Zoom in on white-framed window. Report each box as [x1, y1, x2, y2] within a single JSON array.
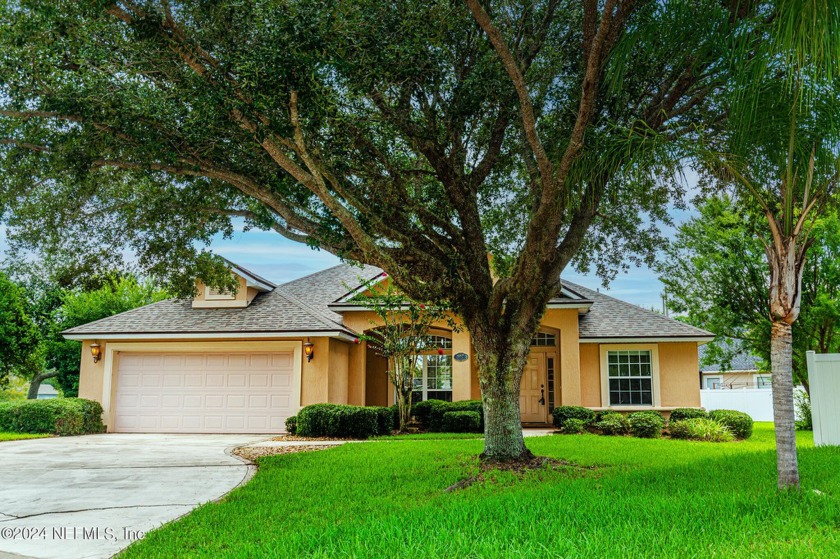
[[204, 285, 235, 301], [704, 376, 722, 390], [599, 344, 660, 407], [754, 374, 771, 389], [412, 353, 453, 402]]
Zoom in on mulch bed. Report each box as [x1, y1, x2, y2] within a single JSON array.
[[233, 444, 334, 462], [270, 434, 348, 442]]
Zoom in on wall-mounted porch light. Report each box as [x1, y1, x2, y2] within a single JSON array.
[[303, 339, 315, 362], [90, 342, 102, 363]]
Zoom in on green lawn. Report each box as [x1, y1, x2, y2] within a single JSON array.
[[121, 424, 840, 558], [0, 432, 51, 441]]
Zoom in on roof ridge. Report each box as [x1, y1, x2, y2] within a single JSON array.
[[279, 263, 352, 288]]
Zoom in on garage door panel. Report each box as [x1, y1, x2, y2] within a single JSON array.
[[114, 351, 296, 433]]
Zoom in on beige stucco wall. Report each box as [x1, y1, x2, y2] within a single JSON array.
[[658, 342, 701, 407], [579, 343, 601, 407], [78, 340, 105, 402], [577, 341, 701, 409]]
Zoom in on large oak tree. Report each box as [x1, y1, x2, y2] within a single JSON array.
[[1, 0, 753, 460]]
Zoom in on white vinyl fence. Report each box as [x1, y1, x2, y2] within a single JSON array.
[[700, 389, 775, 421], [806, 351, 840, 446]]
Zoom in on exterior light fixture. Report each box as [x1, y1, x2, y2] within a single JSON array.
[[90, 342, 102, 363], [303, 339, 315, 362]]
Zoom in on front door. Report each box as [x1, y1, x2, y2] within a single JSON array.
[[520, 353, 547, 423]]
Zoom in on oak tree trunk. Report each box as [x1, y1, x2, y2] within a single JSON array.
[[472, 332, 534, 462], [27, 370, 59, 400]]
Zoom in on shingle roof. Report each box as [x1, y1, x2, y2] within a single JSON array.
[[62, 262, 712, 340], [280, 263, 383, 322], [698, 339, 762, 372], [564, 282, 713, 340], [62, 288, 349, 336]]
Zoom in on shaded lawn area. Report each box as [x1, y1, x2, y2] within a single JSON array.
[[121, 424, 840, 558], [0, 432, 51, 441]]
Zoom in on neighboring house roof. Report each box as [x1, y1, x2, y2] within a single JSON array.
[[698, 339, 763, 373], [564, 282, 712, 341], [62, 262, 712, 341]]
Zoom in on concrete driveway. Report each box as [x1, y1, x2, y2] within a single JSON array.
[[0, 433, 269, 559]]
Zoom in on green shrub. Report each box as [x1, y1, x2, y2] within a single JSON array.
[[595, 412, 630, 436], [668, 408, 708, 424], [0, 398, 104, 436], [628, 411, 665, 438], [562, 418, 588, 434], [414, 399, 484, 432], [552, 406, 595, 429], [794, 391, 812, 431], [669, 418, 734, 442], [375, 405, 399, 435], [708, 410, 753, 440], [295, 403, 380, 439], [412, 399, 436, 426], [285, 415, 297, 435], [441, 411, 482, 433]]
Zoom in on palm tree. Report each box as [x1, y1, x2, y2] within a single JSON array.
[[701, 2, 840, 489]]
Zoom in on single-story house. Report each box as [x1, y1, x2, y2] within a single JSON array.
[[699, 340, 770, 390], [63, 262, 713, 433]]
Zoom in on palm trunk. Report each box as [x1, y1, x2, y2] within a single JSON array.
[[770, 320, 800, 489], [767, 235, 803, 490]]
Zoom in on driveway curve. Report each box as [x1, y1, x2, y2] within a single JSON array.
[[0, 433, 268, 559]]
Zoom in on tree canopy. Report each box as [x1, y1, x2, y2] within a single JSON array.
[[0, 0, 778, 460], [659, 197, 840, 392]]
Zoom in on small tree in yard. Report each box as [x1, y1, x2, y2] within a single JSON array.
[[696, 4, 840, 489], [0, 1, 770, 460], [357, 280, 454, 433]]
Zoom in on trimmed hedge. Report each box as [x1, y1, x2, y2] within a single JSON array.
[[552, 406, 595, 429], [376, 405, 399, 435], [628, 411, 665, 438], [0, 398, 105, 436], [295, 404, 394, 439], [414, 399, 484, 432], [708, 409, 753, 440], [669, 418, 734, 442], [441, 411, 482, 433], [285, 415, 297, 435], [668, 408, 708, 424], [562, 418, 588, 434], [595, 412, 630, 436]]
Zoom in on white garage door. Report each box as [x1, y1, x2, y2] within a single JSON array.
[[114, 352, 296, 433]]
